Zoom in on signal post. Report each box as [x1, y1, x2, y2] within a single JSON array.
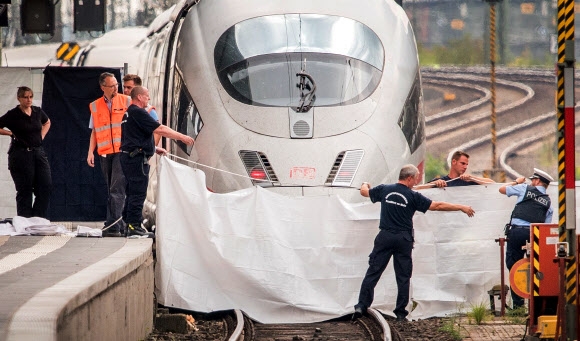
[[556, 0, 577, 338], [482, 0, 505, 183]]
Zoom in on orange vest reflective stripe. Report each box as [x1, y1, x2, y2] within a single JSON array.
[[90, 95, 131, 155]]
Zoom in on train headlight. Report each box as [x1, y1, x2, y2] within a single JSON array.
[[250, 168, 267, 180]]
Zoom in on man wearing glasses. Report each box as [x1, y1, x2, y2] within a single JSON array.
[[87, 72, 131, 237]]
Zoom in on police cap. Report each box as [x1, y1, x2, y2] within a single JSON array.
[[529, 168, 554, 185]]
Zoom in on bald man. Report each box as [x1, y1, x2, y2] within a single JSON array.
[[119, 86, 194, 238]]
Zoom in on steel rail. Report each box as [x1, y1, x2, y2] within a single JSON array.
[[228, 309, 244, 341], [367, 308, 392, 341]]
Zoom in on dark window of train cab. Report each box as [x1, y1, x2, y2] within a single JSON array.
[[213, 14, 384, 108], [172, 72, 203, 155], [398, 72, 424, 154]]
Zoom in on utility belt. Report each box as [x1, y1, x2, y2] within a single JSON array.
[[504, 224, 530, 235], [122, 148, 144, 158], [121, 148, 151, 164], [382, 227, 414, 239], [511, 225, 530, 229], [9, 142, 43, 153]]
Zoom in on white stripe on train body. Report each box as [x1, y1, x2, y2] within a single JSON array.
[[76, 0, 425, 208]]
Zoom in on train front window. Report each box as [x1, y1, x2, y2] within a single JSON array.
[[214, 14, 384, 107]]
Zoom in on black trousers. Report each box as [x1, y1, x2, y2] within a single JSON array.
[[355, 229, 413, 318], [120, 153, 149, 226], [8, 146, 52, 218], [506, 226, 529, 308]]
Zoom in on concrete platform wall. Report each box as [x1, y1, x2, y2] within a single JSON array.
[[6, 239, 154, 341], [59, 255, 154, 341]]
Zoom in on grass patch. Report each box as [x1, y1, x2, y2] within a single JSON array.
[[439, 317, 463, 341], [504, 306, 528, 325], [438, 301, 465, 340], [418, 35, 485, 66], [418, 35, 554, 67], [467, 301, 490, 325]]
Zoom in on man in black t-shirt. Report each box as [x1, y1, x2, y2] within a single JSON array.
[[120, 86, 194, 238], [352, 164, 475, 321], [424, 150, 495, 188]]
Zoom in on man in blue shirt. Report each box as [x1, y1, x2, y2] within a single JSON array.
[[427, 150, 495, 188], [352, 164, 475, 321], [499, 168, 553, 308]]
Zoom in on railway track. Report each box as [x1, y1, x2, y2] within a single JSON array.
[[421, 66, 572, 178], [228, 308, 390, 341]]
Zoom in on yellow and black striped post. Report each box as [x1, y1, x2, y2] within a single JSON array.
[[532, 225, 540, 297], [556, 0, 576, 337], [55, 42, 80, 63]]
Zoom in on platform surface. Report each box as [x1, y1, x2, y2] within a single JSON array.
[[0, 236, 150, 340]]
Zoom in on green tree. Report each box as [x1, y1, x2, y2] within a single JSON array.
[[425, 153, 448, 182]]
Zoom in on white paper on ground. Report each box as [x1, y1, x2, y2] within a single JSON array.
[[76, 225, 103, 237], [0, 216, 73, 236]]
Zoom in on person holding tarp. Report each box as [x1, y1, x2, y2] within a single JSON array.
[[122, 74, 161, 146], [0, 86, 52, 218], [499, 168, 553, 309], [352, 164, 475, 322], [120, 86, 194, 238], [426, 150, 495, 188]]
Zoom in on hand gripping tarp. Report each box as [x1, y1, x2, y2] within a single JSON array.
[[155, 157, 558, 323]]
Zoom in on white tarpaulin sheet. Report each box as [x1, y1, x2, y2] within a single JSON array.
[[156, 157, 559, 323]]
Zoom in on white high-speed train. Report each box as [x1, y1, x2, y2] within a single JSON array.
[[75, 0, 425, 216]]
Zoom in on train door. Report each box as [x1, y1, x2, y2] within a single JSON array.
[[146, 34, 163, 108]]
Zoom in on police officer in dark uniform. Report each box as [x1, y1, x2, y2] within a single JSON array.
[[120, 86, 194, 237], [0, 86, 52, 218], [499, 168, 553, 308], [352, 164, 475, 321]]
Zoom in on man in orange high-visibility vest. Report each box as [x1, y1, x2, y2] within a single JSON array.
[[87, 72, 131, 237]]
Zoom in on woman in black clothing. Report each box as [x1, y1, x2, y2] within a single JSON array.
[[0, 86, 52, 218]]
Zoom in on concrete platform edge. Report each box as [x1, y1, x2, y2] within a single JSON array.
[[5, 239, 154, 341]]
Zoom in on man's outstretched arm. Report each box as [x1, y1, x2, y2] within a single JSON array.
[[429, 201, 475, 217]]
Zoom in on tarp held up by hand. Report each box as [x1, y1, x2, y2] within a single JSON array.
[[155, 157, 558, 323]]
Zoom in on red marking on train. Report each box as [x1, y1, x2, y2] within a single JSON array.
[[289, 167, 316, 179]]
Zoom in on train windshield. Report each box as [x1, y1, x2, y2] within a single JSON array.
[[214, 14, 384, 107]]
